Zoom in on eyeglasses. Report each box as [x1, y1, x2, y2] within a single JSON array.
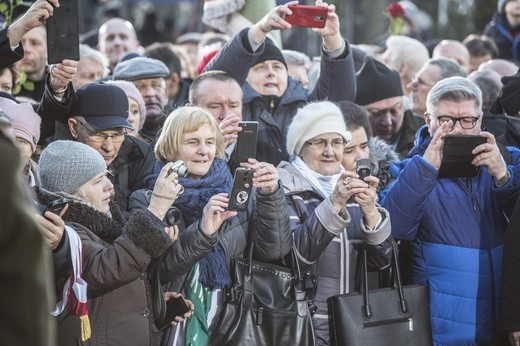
[[305, 138, 346, 150], [76, 118, 127, 143], [411, 77, 435, 87], [432, 114, 480, 129], [366, 101, 403, 118]]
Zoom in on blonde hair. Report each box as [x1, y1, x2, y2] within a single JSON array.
[[154, 106, 225, 162]]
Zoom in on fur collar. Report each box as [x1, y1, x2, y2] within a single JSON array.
[[35, 187, 126, 244]]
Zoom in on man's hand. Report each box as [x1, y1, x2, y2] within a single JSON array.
[[49, 59, 78, 94], [219, 114, 241, 147], [423, 121, 451, 170], [472, 131, 509, 184], [7, 0, 59, 47]]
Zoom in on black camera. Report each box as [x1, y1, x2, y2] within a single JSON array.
[[356, 158, 371, 181], [35, 197, 70, 215], [168, 160, 188, 177], [164, 206, 182, 226]]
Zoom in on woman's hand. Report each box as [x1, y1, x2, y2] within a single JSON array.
[[164, 225, 179, 243], [163, 292, 194, 326], [148, 163, 185, 221], [312, 0, 343, 51], [250, 1, 298, 43], [200, 193, 237, 236], [330, 171, 362, 213], [36, 204, 69, 250], [240, 159, 279, 195], [351, 175, 380, 228]]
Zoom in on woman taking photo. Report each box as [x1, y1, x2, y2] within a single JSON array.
[[36, 140, 191, 345], [277, 101, 394, 345], [129, 106, 292, 345]]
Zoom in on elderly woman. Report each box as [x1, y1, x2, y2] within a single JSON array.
[[106, 80, 146, 138], [276, 101, 393, 345], [129, 106, 292, 345], [35, 140, 190, 345]]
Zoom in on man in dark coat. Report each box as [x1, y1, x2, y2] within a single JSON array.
[[53, 82, 155, 214]]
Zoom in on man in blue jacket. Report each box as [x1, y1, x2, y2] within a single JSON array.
[[381, 76, 520, 345]]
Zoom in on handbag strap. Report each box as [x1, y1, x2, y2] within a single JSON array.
[[242, 241, 302, 308], [361, 240, 407, 319]]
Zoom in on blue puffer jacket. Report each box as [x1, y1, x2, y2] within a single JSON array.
[[381, 128, 520, 345]]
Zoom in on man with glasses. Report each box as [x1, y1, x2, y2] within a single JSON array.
[[408, 58, 466, 119], [355, 57, 423, 158], [54, 82, 155, 214], [381, 77, 520, 345]]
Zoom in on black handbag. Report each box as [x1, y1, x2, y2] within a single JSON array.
[[210, 244, 317, 346], [330, 241, 433, 346]]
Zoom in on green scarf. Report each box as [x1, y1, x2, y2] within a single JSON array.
[[185, 263, 213, 345]]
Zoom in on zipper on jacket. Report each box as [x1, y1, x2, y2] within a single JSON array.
[[269, 99, 275, 113]]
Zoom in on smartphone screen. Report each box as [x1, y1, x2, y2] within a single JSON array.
[[229, 168, 254, 211], [155, 296, 190, 331], [235, 121, 258, 164]]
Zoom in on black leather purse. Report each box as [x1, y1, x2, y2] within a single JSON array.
[[210, 244, 317, 346], [330, 241, 433, 346]]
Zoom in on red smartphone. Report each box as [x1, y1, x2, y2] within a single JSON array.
[[285, 5, 328, 28]]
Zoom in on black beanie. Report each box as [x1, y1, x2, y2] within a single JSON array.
[[255, 38, 287, 68], [354, 57, 403, 106], [490, 68, 520, 116]]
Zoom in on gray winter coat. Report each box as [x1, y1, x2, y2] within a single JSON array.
[[205, 28, 356, 166], [277, 161, 393, 345]]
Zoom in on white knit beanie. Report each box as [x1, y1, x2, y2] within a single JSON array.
[[286, 101, 351, 156], [39, 140, 107, 194]]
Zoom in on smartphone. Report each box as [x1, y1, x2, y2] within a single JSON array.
[[46, 0, 80, 64], [229, 168, 254, 211], [41, 198, 69, 215], [285, 5, 328, 28], [356, 158, 371, 181], [155, 295, 191, 332], [438, 134, 487, 179], [235, 121, 258, 164]]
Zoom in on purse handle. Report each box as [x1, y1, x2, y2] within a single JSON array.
[[242, 240, 302, 308], [361, 240, 407, 319]]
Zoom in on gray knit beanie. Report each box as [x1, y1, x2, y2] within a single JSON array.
[[39, 140, 107, 194]]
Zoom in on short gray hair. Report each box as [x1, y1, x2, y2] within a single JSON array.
[[427, 58, 467, 79], [79, 44, 109, 77], [426, 77, 482, 116], [281, 50, 311, 68]]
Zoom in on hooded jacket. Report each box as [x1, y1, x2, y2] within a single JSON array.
[[205, 28, 356, 166]]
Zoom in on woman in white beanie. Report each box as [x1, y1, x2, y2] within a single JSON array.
[[277, 101, 394, 345], [36, 140, 192, 345]]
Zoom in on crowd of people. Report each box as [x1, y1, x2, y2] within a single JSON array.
[[2, 0, 520, 345]]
